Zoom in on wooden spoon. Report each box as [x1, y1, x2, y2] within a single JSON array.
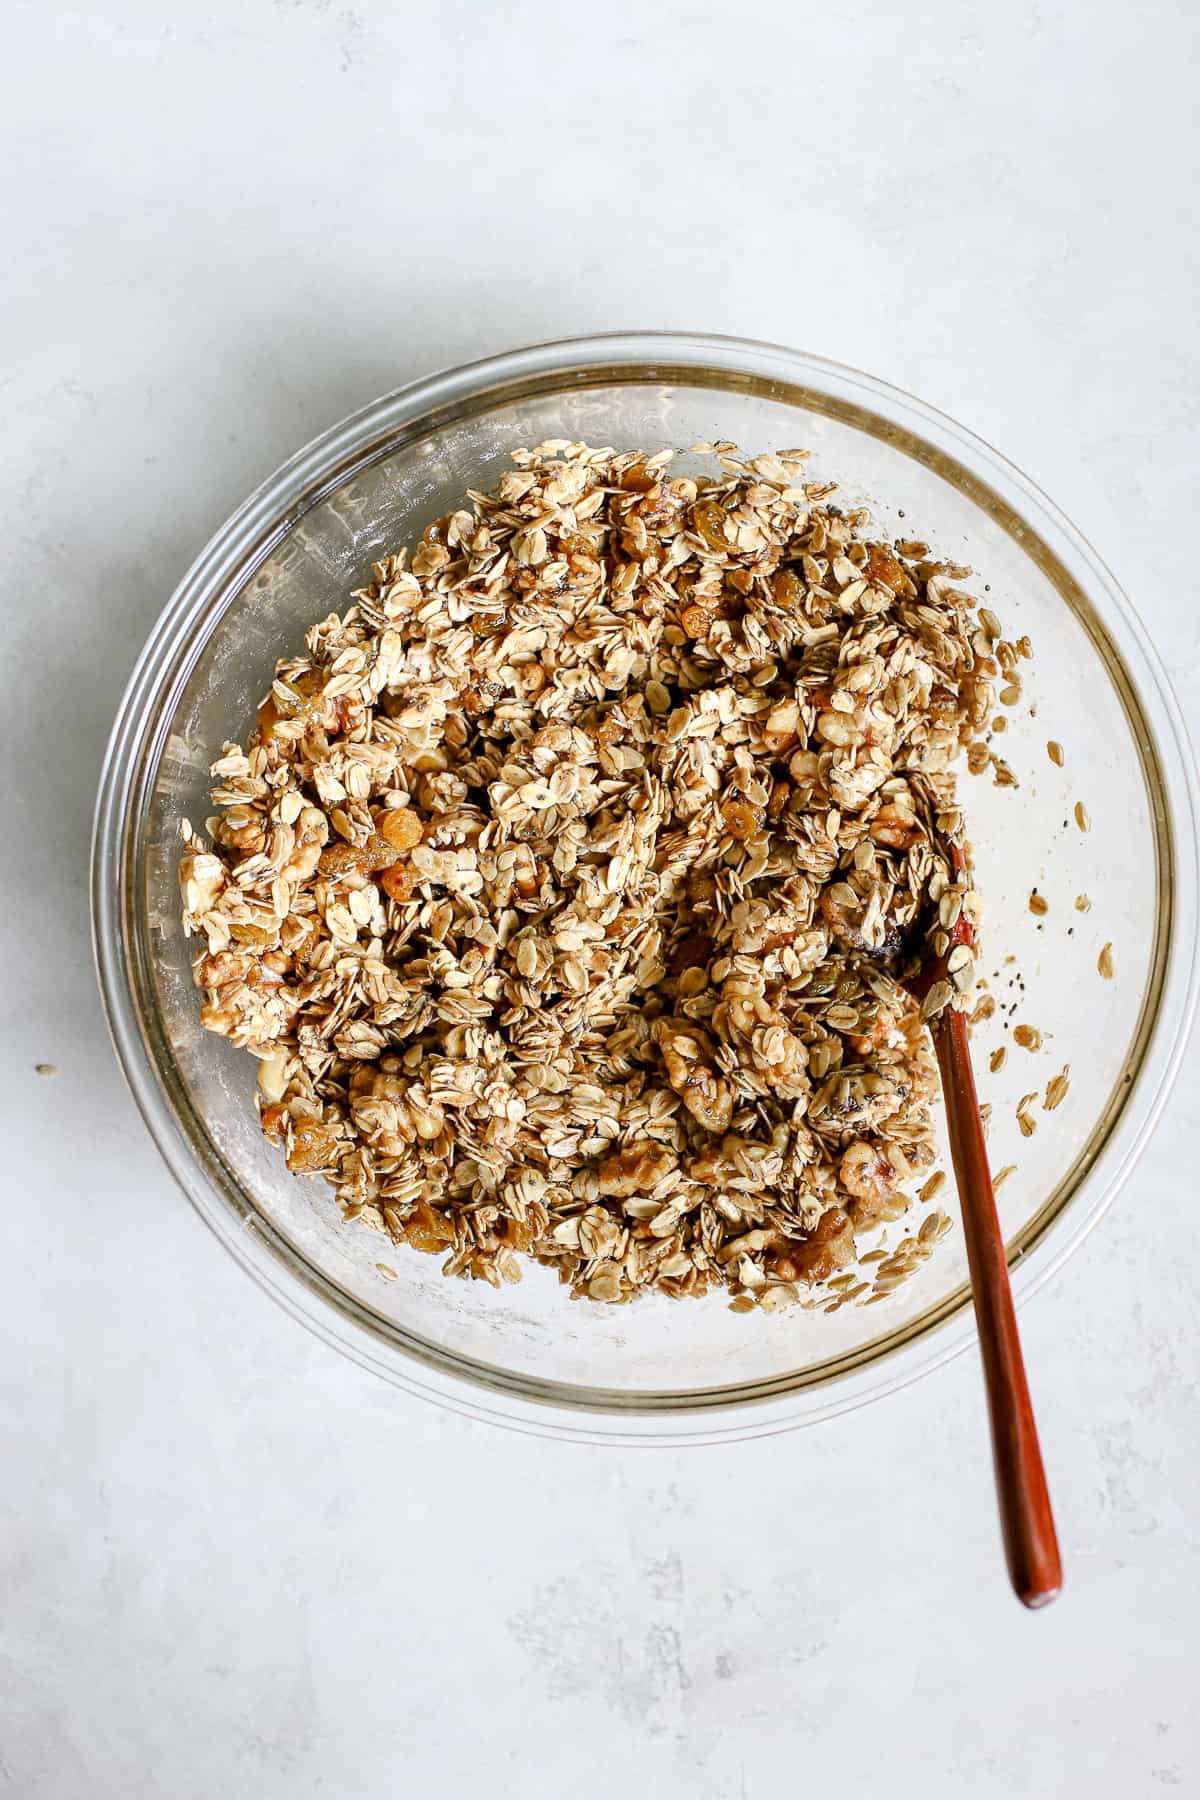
[[909, 844, 1062, 1608]]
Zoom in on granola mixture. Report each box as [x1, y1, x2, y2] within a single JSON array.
[[178, 442, 1002, 1308]]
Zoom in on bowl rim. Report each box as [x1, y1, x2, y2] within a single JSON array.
[[91, 331, 1200, 1444]]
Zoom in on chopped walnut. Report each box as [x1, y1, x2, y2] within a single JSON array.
[[652, 1020, 734, 1134], [772, 1208, 857, 1285], [595, 1141, 678, 1198]]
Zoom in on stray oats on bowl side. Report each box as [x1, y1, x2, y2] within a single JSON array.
[[179, 442, 1016, 1309]]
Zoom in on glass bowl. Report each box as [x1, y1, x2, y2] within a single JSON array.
[[91, 333, 1199, 1443]]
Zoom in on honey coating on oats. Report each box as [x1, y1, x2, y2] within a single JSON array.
[[179, 442, 1000, 1308]]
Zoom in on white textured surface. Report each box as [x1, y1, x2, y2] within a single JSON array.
[[3, 1, 1198, 1793]]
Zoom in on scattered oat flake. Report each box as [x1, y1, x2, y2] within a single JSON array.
[[1043, 1066, 1071, 1111], [1046, 741, 1064, 767], [1098, 942, 1114, 980], [919, 1171, 946, 1203], [989, 1045, 1007, 1073], [1028, 891, 1048, 917], [1013, 1024, 1043, 1051], [1075, 893, 1091, 913], [375, 1262, 398, 1280], [1074, 801, 1090, 833], [993, 1164, 1017, 1191]]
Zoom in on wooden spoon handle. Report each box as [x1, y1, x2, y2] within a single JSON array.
[[935, 1006, 1062, 1608]]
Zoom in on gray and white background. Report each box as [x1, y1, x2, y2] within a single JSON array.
[[3, 2, 1198, 1794]]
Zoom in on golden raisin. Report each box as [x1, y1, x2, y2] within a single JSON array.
[[721, 798, 764, 840], [378, 861, 416, 903], [367, 832, 404, 870], [691, 499, 729, 551], [227, 920, 278, 949], [768, 778, 790, 820], [404, 1197, 456, 1253], [619, 461, 656, 493], [497, 1215, 538, 1252], [255, 694, 281, 740], [375, 807, 423, 852], [865, 544, 904, 592], [286, 1119, 337, 1174], [771, 568, 804, 608], [260, 1103, 288, 1141], [319, 842, 370, 878], [320, 834, 401, 879], [274, 670, 325, 719], [680, 602, 715, 640]]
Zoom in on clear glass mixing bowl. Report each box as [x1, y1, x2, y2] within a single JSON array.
[[91, 334, 1199, 1443]]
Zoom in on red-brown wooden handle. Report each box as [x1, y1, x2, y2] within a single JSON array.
[[935, 1006, 1063, 1608]]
